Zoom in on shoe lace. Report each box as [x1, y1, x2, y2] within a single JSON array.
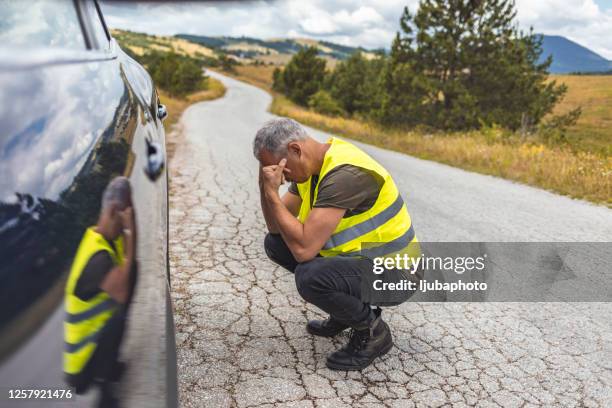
[[348, 328, 370, 351]]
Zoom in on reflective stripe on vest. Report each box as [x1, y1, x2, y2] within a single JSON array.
[[296, 137, 419, 259], [322, 194, 404, 250], [63, 227, 123, 375]]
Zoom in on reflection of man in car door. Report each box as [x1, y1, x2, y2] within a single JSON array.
[[63, 177, 137, 408]]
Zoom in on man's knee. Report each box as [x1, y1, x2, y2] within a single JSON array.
[[294, 261, 322, 302], [263, 233, 299, 273], [264, 233, 281, 262]]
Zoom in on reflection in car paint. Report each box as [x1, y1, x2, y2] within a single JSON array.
[[0, 57, 138, 359], [0, 138, 130, 357], [0, 2, 173, 405]]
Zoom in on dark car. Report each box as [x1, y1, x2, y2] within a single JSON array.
[[0, 1, 176, 406]]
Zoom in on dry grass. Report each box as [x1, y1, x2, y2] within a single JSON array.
[[161, 77, 226, 158], [218, 66, 612, 206], [272, 95, 611, 205], [230, 65, 279, 89], [550, 75, 612, 155], [111, 29, 216, 59], [160, 77, 226, 130]]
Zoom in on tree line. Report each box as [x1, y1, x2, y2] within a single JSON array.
[[272, 0, 580, 140], [123, 47, 209, 97]]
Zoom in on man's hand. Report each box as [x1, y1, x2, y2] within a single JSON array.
[[119, 206, 136, 260], [102, 205, 135, 304], [259, 161, 301, 233], [119, 206, 135, 233], [261, 158, 288, 197]]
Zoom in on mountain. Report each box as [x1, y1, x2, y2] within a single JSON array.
[[116, 29, 611, 74], [174, 34, 378, 65], [540, 35, 612, 74], [176, 33, 611, 74]]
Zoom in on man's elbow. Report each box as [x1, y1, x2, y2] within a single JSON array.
[[266, 225, 279, 234], [293, 247, 319, 263], [105, 285, 129, 305]]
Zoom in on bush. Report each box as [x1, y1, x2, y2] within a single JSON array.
[[308, 90, 345, 116], [218, 53, 237, 73], [537, 107, 582, 145], [144, 51, 207, 97], [328, 52, 385, 116], [274, 46, 326, 106], [170, 58, 206, 96]]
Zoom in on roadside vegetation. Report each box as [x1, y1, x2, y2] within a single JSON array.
[[234, 65, 610, 206], [232, 1, 611, 206], [113, 29, 227, 137], [110, 0, 610, 206]]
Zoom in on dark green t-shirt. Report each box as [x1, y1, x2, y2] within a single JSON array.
[[289, 164, 384, 218], [74, 237, 116, 301]]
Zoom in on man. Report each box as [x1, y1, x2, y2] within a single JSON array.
[[64, 176, 137, 408], [254, 118, 419, 371]]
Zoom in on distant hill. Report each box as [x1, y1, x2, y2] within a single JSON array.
[[540, 35, 612, 74], [175, 33, 612, 74], [175, 34, 378, 65], [115, 29, 612, 74], [111, 29, 216, 60]]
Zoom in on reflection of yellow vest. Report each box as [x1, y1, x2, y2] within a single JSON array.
[[297, 137, 419, 259], [63, 227, 124, 375]]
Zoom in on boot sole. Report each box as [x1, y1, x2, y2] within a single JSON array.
[[325, 339, 393, 371]]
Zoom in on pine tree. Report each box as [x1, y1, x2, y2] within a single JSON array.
[[275, 46, 326, 106], [272, 67, 284, 92], [380, 0, 572, 131], [328, 52, 385, 116], [377, 7, 427, 127]]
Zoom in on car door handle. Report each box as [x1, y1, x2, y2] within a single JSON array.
[[144, 136, 165, 181], [157, 104, 168, 121]]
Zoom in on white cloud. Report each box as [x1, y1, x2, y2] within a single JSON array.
[[515, 0, 612, 58], [100, 0, 612, 58]]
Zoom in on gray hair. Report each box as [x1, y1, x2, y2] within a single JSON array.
[[253, 118, 308, 159], [101, 176, 131, 210]]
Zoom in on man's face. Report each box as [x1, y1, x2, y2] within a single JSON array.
[[259, 142, 310, 183]]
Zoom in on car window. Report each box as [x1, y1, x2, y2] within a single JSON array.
[[85, 1, 110, 51], [0, 0, 85, 49]]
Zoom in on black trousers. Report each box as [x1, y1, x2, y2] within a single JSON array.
[[264, 233, 374, 327], [67, 309, 128, 393]]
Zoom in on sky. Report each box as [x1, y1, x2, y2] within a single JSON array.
[[100, 0, 612, 59]]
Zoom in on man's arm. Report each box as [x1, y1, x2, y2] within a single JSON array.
[[259, 166, 302, 233], [261, 159, 345, 262], [73, 252, 114, 301], [99, 207, 135, 304], [259, 184, 278, 233], [266, 191, 345, 262]]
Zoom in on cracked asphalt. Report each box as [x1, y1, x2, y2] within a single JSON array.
[[168, 71, 612, 407]]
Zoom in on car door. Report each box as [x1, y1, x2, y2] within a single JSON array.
[[0, 1, 172, 406]]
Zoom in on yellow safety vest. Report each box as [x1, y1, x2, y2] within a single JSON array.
[[63, 227, 124, 375], [297, 137, 419, 260]]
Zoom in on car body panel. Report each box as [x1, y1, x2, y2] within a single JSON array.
[[0, 2, 174, 406]]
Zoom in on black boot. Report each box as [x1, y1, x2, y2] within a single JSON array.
[[109, 361, 127, 382], [97, 382, 120, 408], [325, 309, 393, 371], [306, 316, 349, 337]]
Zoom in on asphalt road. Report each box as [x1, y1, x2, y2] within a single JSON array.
[[168, 70, 612, 407]]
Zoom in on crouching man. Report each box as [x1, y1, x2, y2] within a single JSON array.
[[254, 118, 419, 371], [64, 177, 137, 407]]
